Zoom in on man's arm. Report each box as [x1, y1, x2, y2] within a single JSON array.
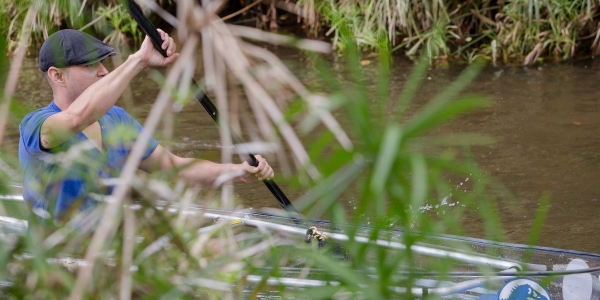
[[139, 144, 275, 187], [40, 30, 178, 149]]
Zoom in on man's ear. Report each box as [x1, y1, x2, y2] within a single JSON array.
[[46, 67, 66, 87]]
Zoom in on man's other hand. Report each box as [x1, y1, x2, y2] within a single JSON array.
[[239, 155, 275, 182]]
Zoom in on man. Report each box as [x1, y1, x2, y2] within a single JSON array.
[[19, 29, 274, 220]]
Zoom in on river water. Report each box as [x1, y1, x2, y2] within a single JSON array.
[[5, 54, 600, 253]]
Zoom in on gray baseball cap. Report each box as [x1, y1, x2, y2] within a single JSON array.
[[39, 29, 117, 72]]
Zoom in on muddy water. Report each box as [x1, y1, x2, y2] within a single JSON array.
[[421, 62, 600, 254], [5, 55, 600, 253]]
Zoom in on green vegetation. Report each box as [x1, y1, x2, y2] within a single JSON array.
[[0, 36, 519, 300], [309, 0, 600, 65], [94, 4, 143, 49], [0, 1, 555, 299], [1, 0, 141, 54], [2, 0, 599, 64]]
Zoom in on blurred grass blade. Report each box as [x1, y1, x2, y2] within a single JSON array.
[[370, 125, 402, 197], [412, 133, 496, 147], [295, 285, 345, 299], [376, 34, 391, 122], [523, 193, 551, 262], [409, 154, 427, 221], [404, 95, 491, 139], [308, 53, 343, 92], [302, 250, 366, 288], [425, 61, 484, 106], [295, 160, 365, 217], [391, 54, 429, 119]]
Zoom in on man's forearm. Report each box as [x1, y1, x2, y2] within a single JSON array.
[[176, 157, 242, 187], [64, 55, 146, 132], [40, 54, 148, 149], [141, 146, 262, 187]]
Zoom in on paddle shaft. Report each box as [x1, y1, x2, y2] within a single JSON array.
[[127, 0, 298, 214]]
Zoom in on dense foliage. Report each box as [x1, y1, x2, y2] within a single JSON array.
[[1, 0, 142, 54], [3, 0, 600, 64], [305, 0, 600, 65]]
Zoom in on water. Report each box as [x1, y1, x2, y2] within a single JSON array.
[[405, 61, 600, 253], [5, 55, 600, 253]]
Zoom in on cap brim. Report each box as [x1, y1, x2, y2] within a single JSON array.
[[84, 51, 117, 65]]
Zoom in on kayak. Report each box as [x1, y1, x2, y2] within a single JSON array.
[[1, 194, 599, 300], [192, 205, 600, 300]]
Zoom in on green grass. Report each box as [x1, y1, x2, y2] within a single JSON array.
[[0, 200, 28, 220], [302, 0, 600, 64]]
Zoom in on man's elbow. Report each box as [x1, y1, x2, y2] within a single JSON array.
[[160, 152, 185, 171], [62, 110, 91, 134]]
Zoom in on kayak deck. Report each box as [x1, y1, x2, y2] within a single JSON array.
[[199, 206, 600, 299]]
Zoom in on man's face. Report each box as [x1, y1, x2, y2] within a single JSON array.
[[64, 60, 110, 100]]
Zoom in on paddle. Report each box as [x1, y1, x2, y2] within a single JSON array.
[[127, 0, 299, 214]]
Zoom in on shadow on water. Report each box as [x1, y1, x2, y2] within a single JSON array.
[[5, 53, 600, 253]]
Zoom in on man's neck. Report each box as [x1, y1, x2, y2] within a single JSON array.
[[51, 92, 75, 111]]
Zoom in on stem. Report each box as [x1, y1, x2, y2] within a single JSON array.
[[0, 6, 37, 149]]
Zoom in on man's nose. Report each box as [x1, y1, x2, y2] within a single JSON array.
[[98, 62, 109, 76]]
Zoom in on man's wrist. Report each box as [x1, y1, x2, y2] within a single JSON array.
[[127, 52, 148, 70], [234, 163, 250, 177]]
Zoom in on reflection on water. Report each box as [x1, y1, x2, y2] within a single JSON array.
[[5, 55, 600, 253]]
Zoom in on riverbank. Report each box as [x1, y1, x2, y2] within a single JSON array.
[[3, 0, 600, 66]]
